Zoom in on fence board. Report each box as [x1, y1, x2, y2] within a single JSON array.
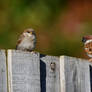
[[0, 50, 7, 92], [40, 54, 60, 92], [60, 56, 91, 92], [7, 50, 40, 92]]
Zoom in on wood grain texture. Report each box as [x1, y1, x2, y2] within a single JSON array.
[[6, 49, 92, 92], [7, 50, 40, 92], [7, 50, 60, 92], [60, 56, 91, 92], [0, 50, 7, 92], [40, 54, 60, 92], [60, 56, 65, 92]]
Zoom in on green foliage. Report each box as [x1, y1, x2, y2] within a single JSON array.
[[0, 0, 91, 58]]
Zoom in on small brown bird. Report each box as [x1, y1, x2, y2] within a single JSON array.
[[16, 28, 36, 52], [82, 35, 92, 62]]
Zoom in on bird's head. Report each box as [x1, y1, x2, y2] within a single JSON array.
[[23, 28, 36, 37], [82, 35, 92, 58], [82, 35, 92, 44]]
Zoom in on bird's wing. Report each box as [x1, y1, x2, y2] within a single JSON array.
[[16, 34, 24, 49]]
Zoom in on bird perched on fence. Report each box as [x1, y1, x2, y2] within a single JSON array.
[[82, 35, 92, 62], [16, 28, 36, 52]]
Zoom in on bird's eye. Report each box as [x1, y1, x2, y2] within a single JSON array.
[[27, 31, 30, 33]]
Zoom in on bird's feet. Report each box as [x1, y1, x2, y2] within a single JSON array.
[[31, 51, 37, 54]]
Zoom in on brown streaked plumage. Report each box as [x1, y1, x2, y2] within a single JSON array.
[[16, 28, 36, 52], [82, 35, 92, 62]]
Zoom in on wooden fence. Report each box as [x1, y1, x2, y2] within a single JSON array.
[[0, 50, 92, 92]]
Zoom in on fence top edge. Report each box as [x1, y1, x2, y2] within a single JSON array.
[[60, 55, 90, 64], [0, 49, 90, 63]]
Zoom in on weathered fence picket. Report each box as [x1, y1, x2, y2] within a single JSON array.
[[40, 54, 60, 92], [0, 49, 91, 92], [60, 56, 91, 92], [0, 50, 7, 92], [7, 50, 40, 92]]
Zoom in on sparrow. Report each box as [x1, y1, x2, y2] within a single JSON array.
[[16, 28, 36, 52], [82, 35, 92, 62]]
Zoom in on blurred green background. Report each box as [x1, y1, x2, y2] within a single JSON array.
[[0, 0, 92, 59]]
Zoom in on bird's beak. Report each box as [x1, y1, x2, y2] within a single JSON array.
[[30, 32, 33, 35]]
